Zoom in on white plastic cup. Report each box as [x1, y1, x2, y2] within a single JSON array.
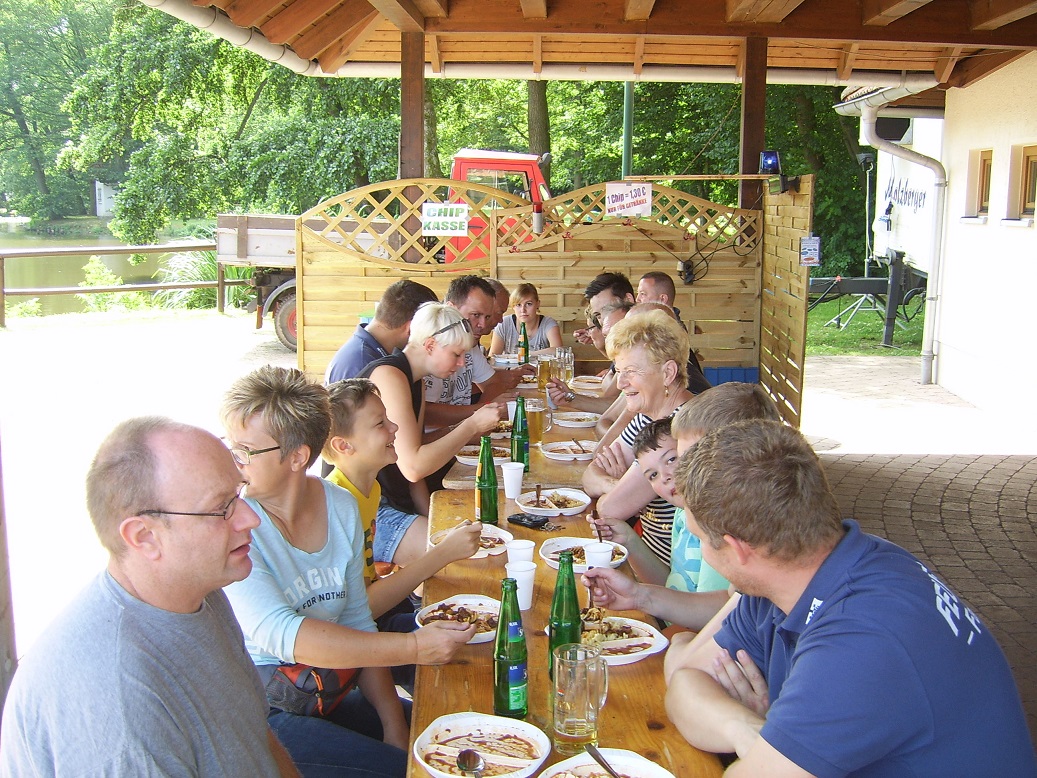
[[505, 561, 537, 610], [500, 461, 525, 500], [583, 542, 614, 569], [506, 539, 535, 564], [507, 400, 517, 422]]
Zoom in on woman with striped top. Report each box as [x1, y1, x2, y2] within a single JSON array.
[[581, 310, 693, 566]]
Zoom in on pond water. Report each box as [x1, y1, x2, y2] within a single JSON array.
[[0, 220, 165, 315]]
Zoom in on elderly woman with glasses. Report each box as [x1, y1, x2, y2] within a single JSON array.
[[582, 310, 694, 566], [358, 302, 501, 521]]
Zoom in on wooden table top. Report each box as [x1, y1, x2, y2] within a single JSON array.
[[405, 489, 723, 778]]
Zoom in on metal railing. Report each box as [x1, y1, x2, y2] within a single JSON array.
[[0, 241, 253, 328]]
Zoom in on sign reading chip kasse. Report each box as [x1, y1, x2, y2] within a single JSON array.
[[421, 202, 470, 236], [605, 182, 653, 218]]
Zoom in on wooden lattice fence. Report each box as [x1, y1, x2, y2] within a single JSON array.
[[296, 177, 810, 426]]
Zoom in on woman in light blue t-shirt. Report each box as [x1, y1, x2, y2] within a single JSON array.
[[489, 282, 563, 357]]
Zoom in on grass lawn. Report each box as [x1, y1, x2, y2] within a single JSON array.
[[806, 295, 924, 356]]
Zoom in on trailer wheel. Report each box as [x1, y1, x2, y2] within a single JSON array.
[[273, 293, 298, 351]]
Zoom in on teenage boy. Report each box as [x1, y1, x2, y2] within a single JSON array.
[[586, 382, 780, 631], [323, 378, 481, 624]]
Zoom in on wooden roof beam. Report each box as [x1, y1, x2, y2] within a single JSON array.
[[414, 0, 448, 18], [863, 0, 935, 26], [727, 0, 809, 23], [633, 35, 646, 75], [367, 0, 425, 31], [533, 34, 543, 74], [934, 45, 963, 82], [429, 32, 443, 73], [319, 9, 382, 71], [262, 0, 340, 45], [293, 1, 383, 58], [625, 0, 656, 22], [222, 0, 281, 29], [837, 41, 859, 80], [971, 0, 1037, 29], [946, 47, 1028, 85], [520, 0, 548, 19]]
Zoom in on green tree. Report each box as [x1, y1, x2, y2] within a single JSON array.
[[0, 0, 112, 218]]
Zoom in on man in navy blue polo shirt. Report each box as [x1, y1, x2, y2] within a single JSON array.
[[324, 279, 437, 384], [661, 420, 1036, 777]]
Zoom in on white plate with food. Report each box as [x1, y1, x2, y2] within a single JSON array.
[[456, 444, 511, 466], [517, 373, 539, 387], [494, 353, 519, 365], [541, 441, 596, 461], [539, 748, 676, 777], [415, 595, 501, 645], [516, 489, 591, 517], [571, 375, 604, 386], [580, 616, 669, 666], [414, 711, 550, 778], [539, 537, 627, 572], [430, 522, 512, 559], [553, 412, 601, 428], [489, 419, 513, 440]]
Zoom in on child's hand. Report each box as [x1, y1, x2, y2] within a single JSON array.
[[437, 519, 482, 563], [587, 511, 633, 545]]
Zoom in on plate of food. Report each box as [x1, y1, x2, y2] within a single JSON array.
[[456, 444, 511, 466], [539, 748, 676, 777], [579, 615, 669, 666], [415, 596, 501, 645], [571, 375, 604, 386], [414, 711, 550, 778], [541, 441, 596, 461], [553, 412, 601, 428], [490, 419, 513, 439], [517, 373, 538, 387], [516, 489, 591, 517], [539, 537, 627, 572], [494, 353, 519, 365], [430, 522, 513, 559]]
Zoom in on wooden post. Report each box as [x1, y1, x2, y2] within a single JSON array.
[[739, 37, 768, 210], [400, 31, 425, 262], [0, 437, 17, 719]]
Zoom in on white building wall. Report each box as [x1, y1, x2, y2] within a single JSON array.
[[938, 52, 1037, 409]]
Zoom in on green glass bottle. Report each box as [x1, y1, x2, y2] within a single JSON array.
[[475, 435, 498, 525], [548, 550, 581, 681], [510, 396, 530, 473], [517, 322, 530, 364], [493, 578, 528, 718]]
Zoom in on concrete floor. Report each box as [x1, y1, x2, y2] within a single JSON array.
[[1, 317, 1034, 740]]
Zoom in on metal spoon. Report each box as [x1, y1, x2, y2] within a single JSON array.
[[455, 748, 485, 777], [585, 744, 622, 778]]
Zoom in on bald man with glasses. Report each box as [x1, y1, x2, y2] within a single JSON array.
[[1, 417, 298, 777]]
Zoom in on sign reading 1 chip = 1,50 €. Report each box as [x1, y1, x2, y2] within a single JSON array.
[[422, 203, 470, 236], [605, 182, 653, 218]]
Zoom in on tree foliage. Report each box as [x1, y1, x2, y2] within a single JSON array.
[[8, 1, 867, 272]]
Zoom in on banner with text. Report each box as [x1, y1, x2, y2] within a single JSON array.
[[422, 203, 470, 236], [605, 182, 653, 218]]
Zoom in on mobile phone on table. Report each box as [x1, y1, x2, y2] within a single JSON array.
[[507, 512, 549, 529]]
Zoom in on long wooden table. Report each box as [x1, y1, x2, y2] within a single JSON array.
[[406, 489, 723, 777]]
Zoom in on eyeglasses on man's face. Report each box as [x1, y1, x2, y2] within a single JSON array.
[[138, 482, 247, 522], [430, 317, 474, 339], [227, 444, 281, 466]]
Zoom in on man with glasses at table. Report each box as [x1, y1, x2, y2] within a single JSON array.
[[424, 274, 530, 429], [0, 417, 298, 777]]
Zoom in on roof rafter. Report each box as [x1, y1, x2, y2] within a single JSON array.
[[934, 45, 963, 81], [262, 0, 340, 45], [727, 0, 809, 23], [367, 0, 425, 31], [319, 9, 382, 71], [293, 0, 381, 58], [837, 41, 859, 79], [946, 47, 1027, 84], [970, 0, 1037, 29], [222, 0, 281, 28], [625, 0, 656, 22], [863, 0, 936, 26], [520, 0, 548, 19]]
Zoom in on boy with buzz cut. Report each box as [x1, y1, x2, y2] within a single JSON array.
[[586, 382, 781, 631], [323, 378, 481, 628]]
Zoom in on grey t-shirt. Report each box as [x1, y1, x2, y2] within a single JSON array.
[[0, 571, 281, 777]]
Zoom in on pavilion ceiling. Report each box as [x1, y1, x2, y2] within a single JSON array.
[[182, 0, 1037, 87]]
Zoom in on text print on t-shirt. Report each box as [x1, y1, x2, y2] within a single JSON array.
[[283, 566, 348, 611], [918, 562, 983, 645]]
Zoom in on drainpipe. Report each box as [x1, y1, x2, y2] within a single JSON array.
[[836, 89, 946, 386]]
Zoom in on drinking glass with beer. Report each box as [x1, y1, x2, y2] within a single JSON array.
[[526, 398, 552, 445]]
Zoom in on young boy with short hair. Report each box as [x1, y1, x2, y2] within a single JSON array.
[[586, 382, 781, 631], [323, 379, 481, 624]]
